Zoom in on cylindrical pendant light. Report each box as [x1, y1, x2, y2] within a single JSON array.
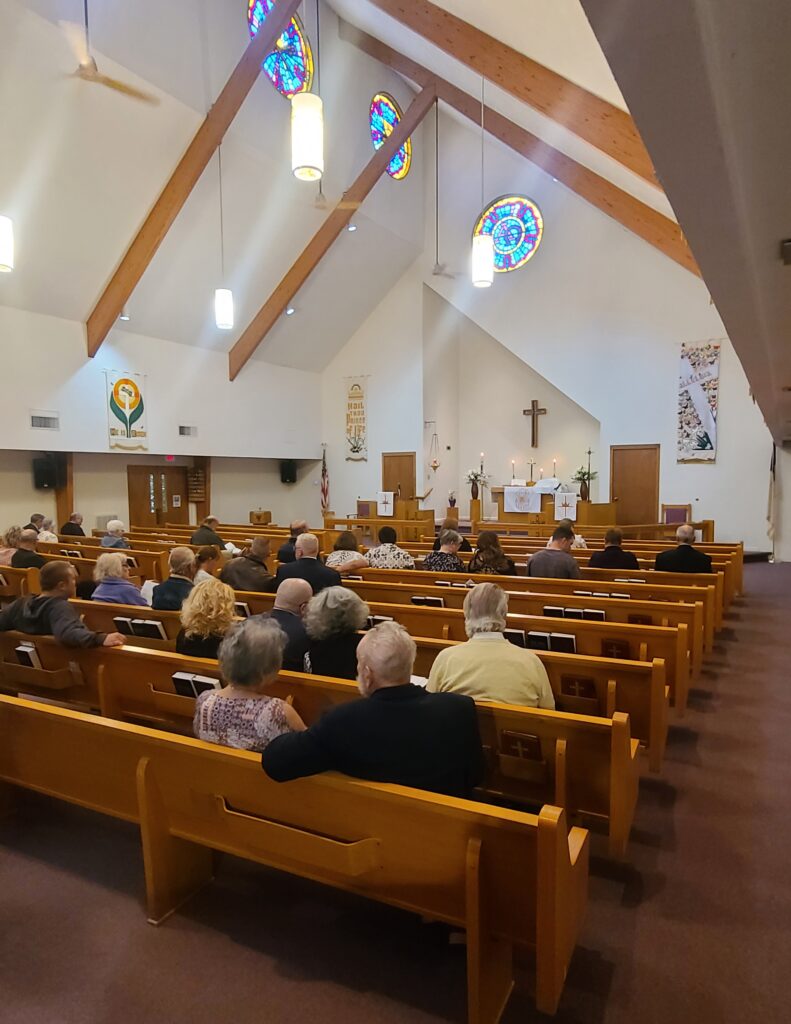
[[214, 288, 234, 331], [0, 215, 14, 273], [291, 90, 324, 181], [471, 77, 493, 288]]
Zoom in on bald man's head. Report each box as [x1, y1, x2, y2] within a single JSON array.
[[274, 578, 312, 616], [295, 533, 319, 559], [676, 524, 695, 545]]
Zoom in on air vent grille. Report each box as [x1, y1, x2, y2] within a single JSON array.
[[30, 411, 60, 430], [178, 425, 197, 437]]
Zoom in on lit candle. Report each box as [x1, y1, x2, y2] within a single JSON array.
[[540, 467, 544, 479], [480, 452, 484, 473], [511, 459, 515, 479], [553, 458, 557, 477]]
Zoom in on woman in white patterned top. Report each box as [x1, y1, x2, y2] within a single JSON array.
[[194, 617, 306, 753], [325, 531, 369, 574], [366, 526, 416, 570]]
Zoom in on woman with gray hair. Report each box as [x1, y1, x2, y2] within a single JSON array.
[[422, 529, 465, 573], [304, 585, 370, 680], [194, 617, 305, 752], [101, 520, 131, 549], [91, 551, 148, 606]]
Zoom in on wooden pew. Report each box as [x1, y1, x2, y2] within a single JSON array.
[[0, 693, 590, 1016], [0, 637, 639, 856], [38, 542, 169, 582], [0, 565, 39, 603]]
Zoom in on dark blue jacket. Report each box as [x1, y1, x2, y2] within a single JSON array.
[[151, 575, 193, 611]]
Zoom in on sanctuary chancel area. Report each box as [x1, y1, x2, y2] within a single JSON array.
[[1, 2, 791, 1023]]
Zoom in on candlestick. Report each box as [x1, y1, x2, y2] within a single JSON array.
[[511, 459, 515, 481], [553, 458, 557, 477], [480, 452, 484, 474], [540, 467, 544, 479], [527, 458, 535, 483]]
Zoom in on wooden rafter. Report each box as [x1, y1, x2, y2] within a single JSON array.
[[85, 0, 302, 358], [366, 0, 658, 187], [342, 24, 699, 278], [228, 84, 437, 380]]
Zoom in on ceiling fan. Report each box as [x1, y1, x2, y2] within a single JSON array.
[[60, 0, 159, 105], [431, 102, 459, 279]]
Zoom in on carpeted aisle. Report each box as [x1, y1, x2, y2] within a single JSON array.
[[1, 563, 789, 1023]]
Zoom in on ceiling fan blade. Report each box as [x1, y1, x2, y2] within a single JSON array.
[[94, 73, 160, 105], [59, 19, 90, 67]]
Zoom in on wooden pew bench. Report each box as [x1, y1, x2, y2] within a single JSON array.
[[0, 565, 39, 604], [38, 542, 168, 582], [0, 693, 590, 1017]]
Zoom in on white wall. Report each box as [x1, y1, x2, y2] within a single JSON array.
[[0, 449, 56, 526], [209, 457, 321, 527]]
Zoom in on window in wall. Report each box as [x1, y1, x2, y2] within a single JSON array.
[[369, 93, 412, 180], [473, 195, 544, 272], [247, 1, 314, 98], [148, 474, 156, 515]]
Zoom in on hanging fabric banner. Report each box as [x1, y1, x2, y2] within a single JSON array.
[[677, 342, 720, 462], [504, 486, 541, 513], [106, 371, 148, 451], [554, 492, 579, 521], [344, 377, 368, 461]]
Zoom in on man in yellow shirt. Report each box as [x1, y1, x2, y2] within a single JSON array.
[[427, 583, 555, 709]]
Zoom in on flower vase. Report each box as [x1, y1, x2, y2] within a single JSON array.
[[579, 479, 589, 502], [470, 480, 479, 500], [448, 497, 457, 507]]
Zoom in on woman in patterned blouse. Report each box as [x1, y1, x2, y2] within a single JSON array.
[[468, 531, 517, 576], [422, 530, 466, 573], [194, 618, 305, 752], [325, 531, 369, 574]]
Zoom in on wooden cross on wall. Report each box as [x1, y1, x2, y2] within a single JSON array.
[[522, 399, 547, 448]]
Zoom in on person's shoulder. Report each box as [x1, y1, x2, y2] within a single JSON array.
[[425, 689, 476, 714]]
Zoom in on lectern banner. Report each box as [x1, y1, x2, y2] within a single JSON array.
[[554, 493, 579, 521], [345, 377, 368, 461], [376, 491, 394, 516], [504, 486, 541, 513], [678, 341, 720, 462]]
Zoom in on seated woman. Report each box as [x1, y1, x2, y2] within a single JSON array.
[[101, 520, 131, 549], [91, 552, 148, 606], [193, 617, 306, 752], [469, 530, 517, 575], [37, 518, 59, 543], [193, 545, 222, 584], [422, 529, 466, 573], [325, 531, 369, 574], [0, 526, 23, 566], [304, 586, 370, 680], [177, 577, 237, 659]]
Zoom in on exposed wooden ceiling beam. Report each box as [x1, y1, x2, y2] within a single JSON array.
[[365, 0, 659, 187], [343, 24, 699, 277], [85, 0, 302, 358], [228, 85, 437, 380]]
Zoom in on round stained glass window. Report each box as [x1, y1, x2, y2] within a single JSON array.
[[473, 195, 544, 272], [369, 93, 412, 180], [247, 0, 314, 99]]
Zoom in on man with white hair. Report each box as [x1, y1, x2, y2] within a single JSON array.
[[428, 583, 554, 708], [654, 524, 712, 574], [61, 512, 85, 537], [262, 621, 484, 798], [151, 546, 195, 610], [101, 520, 130, 549], [272, 532, 340, 594]]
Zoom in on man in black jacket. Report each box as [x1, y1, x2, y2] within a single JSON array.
[[190, 516, 226, 548], [277, 520, 308, 564], [654, 524, 713, 574], [0, 561, 124, 647], [220, 537, 273, 592], [271, 533, 340, 594], [11, 530, 47, 569], [60, 513, 86, 537], [262, 621, 484, 799], [258, 578, 311, 672], [152, 547, 195, 610], [588, 528, 640, 570]]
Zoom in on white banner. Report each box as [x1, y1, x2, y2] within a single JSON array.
[[678, 341, 720, 462], [345, 377, 368, 461], [554, 493, 579, 521], [376, 491, 394, 516], [106, 371, 148, 451], [504, 486, 541, 513]]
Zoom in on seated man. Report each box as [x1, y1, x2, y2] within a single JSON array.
[[152, 546, 196, 610], [549, 518, 587, 549], [272, 533, 340, 594], [527, 525, 582, 579], [422, 529, 465, 573], [101, 520, 130, 549], [365, 526, 415, 570], [427, 583, 554, 708], [0, 560, 124, 648], [258, 578, 312, 672], [220, 537, 273, 592], [11, 529, 47, 569], [60, 512, 86, 537], [23, 513, 44, 533], [588, 528, 640, 570], [277, 520, 308, 564], [262, 621, 484, 798], [654, 524, 713, 574], [191, 516, 226, 548]]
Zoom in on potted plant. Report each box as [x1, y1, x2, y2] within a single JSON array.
[[464, 469, 490, 501], [572, 466, 598, 502]]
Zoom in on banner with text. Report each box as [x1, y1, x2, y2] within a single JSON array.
[[106, 371, 148, 451], [677, 341, 720, 462], [345, 377, 368, 461]]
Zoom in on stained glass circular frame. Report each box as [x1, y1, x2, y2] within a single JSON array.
[[369, 93, 412, 180], [247, 0, 314, 99], [473, 195, 544, 272]]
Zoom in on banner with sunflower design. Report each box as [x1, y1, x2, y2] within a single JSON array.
[[106, 372, 148, 451]]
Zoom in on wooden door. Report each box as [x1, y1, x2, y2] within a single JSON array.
[[382, 452, 416, 500], [610, 445, 660, 525], [127, 466, 189, 528]]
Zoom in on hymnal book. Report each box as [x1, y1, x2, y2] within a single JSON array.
[[172, 672, 222, 698], [563, 608, 584, 620], [15, 643, 42, 669], [527, 631, 551, 651], [410, 595, 445, 607], [504, 628, 527, 648], [126, 557, 139, 569], [573, 590, 593, 597], [543, 606, 565, 618], [592, 592, 610, 598], [345, 575, 363, 581], [628, 614, 652, 626], [434, 580, 452, 587], [550, 632, 577, 654], [582, 608, 606, 622], [61, 549, 81, 558], [367, 615, 394, 629], [601, 638, 631, 660], [612, 592, 631, 600], [452, 582, 470, 589], [192, 674, 222, 696], [131, 619, 168, 640], [113, 617, 135, 636], [234, 602, 251, 618]]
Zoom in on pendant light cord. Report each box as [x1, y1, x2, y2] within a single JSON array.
[[83, 0, 90, 53], [218, 147, 226, 278], [315, 0, 321, 95], [480, 76, 485, 207], [434, 100, 439, 265]]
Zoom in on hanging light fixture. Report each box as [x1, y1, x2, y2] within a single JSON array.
[[427, 422, 441, 472], [0, 215, 14, 273], [471, 78, 493, 288], [291, 0, 323, 181], [214, 145, 234, 330]]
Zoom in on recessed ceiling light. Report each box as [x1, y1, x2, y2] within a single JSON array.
[[347, 223, 357, 232], [285, 307, 296, 316]]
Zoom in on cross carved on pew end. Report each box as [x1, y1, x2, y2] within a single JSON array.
[[522, 399, 547, 448]]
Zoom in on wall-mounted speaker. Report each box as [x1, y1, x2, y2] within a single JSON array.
[[279, 459, 297, 484], [32, 453, 68, 490]]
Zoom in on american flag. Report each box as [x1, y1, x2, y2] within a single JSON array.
[[320, 448, 330, 513]]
